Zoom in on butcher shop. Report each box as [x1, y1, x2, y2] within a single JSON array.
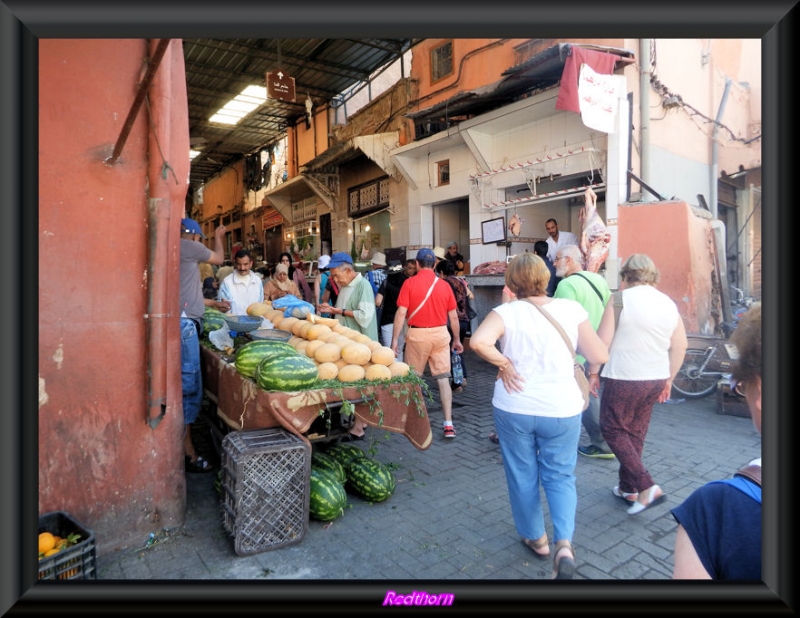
[[393, 42, 637, 322]]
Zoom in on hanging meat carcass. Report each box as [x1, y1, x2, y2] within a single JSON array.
[[579, 186, 611, 272]]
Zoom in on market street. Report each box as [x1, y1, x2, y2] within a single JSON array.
[[96, 347, 760, 582]]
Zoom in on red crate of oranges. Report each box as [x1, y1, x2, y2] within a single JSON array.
[[38, 511, 96, 580]]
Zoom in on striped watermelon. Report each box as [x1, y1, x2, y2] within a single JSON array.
[[325, 442, 367, 469], [254, 354, 319, 392], [311, 452, 347, 485], [203, 307, 227, 335], [309, 468, 347, 521], [234, 340, 298, 379], [346, 457, 396, 502]]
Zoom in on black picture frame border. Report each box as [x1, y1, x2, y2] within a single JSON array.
[[2, 0, 794, 614], [481, 216, 508, 245]]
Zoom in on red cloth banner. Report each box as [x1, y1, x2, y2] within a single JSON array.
[[555, 47, 619, 113]]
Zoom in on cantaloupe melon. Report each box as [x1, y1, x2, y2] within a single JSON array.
[[388, 361, 411, 377], [337, 364, 366, 382], [305, 339, 327, 358], [340, 342, 372, 366], [313, 342, 342, 363], [371, 346, 396, 366], [317, 362, 340, 381], [306, 324, 332, 341], [365, 364, 392, 381]]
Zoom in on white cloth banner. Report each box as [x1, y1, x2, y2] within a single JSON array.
[[578, 64, 626, 134]]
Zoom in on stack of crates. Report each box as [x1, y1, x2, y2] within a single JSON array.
[[38, 511, 97, 580], [220, 427, 311, 556]]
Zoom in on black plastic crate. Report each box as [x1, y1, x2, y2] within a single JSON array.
[[221, 427, 311, 556], [38, 511, 97, 580]]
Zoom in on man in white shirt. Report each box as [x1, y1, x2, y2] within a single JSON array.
[[217, 249, 264, 315], [545, 218, 579, 263]]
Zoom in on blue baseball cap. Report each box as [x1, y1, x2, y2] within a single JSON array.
[[416, 248, 435, 263], [181, 218, 206, 238], [328, 252, 354, 269]]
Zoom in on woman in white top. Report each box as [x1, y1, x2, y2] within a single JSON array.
[[470, 253, 608, 579], [589, 254, 687, 515]]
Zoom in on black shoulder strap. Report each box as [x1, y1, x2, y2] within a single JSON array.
[[735, 464, 762, 487], [573, 272, 605, 304]]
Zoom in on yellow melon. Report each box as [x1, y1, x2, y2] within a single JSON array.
[[305, 339, 327, 358], [328, 335, 350, 348], [337, 364, 366, 383], [365, 364, 392, 381], [371, 346, 396, 366], [288, 336, 303, 347], [266, 309, 285, 324], [246, 302, 271, 317], [334, 358, 350, 370], [340, 342, 372, 366], [294, 339, 310, 355], [306, 324, 332, 341], [313, 342, 342, 363], [290, 319, 307, 336], [281, 316, 301, 333], [317, 362, 339, 381], [298, 322, 314, 339], [388, 361, 411, 377], [365, 339, 383, 352], [353, 333, 373, 344]]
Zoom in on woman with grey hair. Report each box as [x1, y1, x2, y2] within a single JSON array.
[[588, 254, 688, 515]]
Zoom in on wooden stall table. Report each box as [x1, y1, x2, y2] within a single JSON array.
[[200, 344, 433, 451]]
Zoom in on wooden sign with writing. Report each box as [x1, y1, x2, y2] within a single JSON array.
[[266, 70, 296, 103]]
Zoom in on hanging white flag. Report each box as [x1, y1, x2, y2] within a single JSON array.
[[578, 64, 626, 134]]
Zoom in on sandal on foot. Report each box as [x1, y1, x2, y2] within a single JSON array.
[[523, 535, 550, 559], [488, 432, 500, 444], [552, 540, 576, 579], [612, 486, 638, 503], [627, 485, 666, 515], [185, 455, 214, 473]]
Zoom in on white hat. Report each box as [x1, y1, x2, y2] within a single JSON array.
[[371, 251, 387, 266], [433, 246, 446, 260], [317, 254, 331, 269]]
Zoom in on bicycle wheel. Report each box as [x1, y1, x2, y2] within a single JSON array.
[[671, 349, 719, 398]]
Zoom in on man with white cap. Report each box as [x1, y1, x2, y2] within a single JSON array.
[[433, 246, 446, 266], [366, 251, 388, 295], [367, 251, 387, 324], [314, 254, 333, 317]]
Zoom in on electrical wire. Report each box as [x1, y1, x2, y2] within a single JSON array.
[[649, 41, 761, 146]]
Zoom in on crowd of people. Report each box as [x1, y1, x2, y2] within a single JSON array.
[[181, 222, 760, 581]]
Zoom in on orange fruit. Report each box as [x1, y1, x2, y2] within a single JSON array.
[[38, 532, 56, 554], [43, 548, 60, 557]]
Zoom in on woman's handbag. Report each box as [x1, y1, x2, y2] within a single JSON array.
[[524, 299, 590, 411]]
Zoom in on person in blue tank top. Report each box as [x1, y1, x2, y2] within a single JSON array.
[[671, 303, 762, 579]]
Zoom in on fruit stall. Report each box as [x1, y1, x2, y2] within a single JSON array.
[[200, 303, 433, 451]]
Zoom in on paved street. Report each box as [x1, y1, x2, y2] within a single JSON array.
[[96, 346, 760, 587]]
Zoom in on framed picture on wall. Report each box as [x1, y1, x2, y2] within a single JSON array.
[[481, 217, 507, 244]]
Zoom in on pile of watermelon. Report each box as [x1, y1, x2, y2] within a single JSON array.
[[308, 442, 396, 522], [233, 339, 319, 392]]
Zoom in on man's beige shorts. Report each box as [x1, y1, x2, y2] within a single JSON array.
[[404, 325, 451, 379]]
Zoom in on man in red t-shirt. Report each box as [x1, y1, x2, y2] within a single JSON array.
[[391, 248, 463, 439]]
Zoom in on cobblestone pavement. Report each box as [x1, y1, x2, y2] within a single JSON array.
[[93, 347, 762, 605]]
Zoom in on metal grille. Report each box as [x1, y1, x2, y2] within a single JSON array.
[[221, 428, 311, 556]]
